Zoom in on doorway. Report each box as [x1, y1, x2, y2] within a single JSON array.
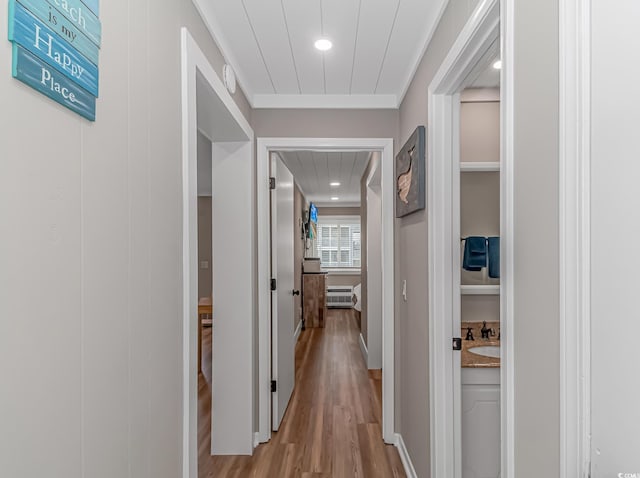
[[180, 29, 255, 478], [256, 138, 396, 446], [426, 0, 514, 477]]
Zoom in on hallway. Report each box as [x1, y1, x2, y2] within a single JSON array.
[[198, 309, 406, 477]]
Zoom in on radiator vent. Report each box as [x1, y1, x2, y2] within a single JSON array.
[[326, 286, 354, 308]]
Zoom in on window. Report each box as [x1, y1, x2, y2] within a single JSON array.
[[313, 216, 361, 269]]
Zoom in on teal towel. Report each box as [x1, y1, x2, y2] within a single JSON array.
[[463, 237, 487, 271], [488, 237, 500, 278]]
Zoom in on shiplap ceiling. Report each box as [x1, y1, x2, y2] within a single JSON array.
[[278, 151, 371, 206], [192, 0, 449, 109]]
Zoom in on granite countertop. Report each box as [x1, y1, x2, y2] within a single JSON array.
[[461, 321, 501, 368]]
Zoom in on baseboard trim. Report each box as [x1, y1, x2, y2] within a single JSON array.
[[294, 320, 302, 342], [395, 433, 418, 478], [359, 332, 368, 364], [253, 432, 260, 449]]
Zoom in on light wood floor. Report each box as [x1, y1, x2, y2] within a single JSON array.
[[198, 308, 406, 478]]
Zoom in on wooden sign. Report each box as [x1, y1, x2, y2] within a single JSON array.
[[11, 0, 99, 65], [81, 0, 98, 15], [9, 1, 98, 96], [45, 0, 101, 47], [12, 44, 96, 121]]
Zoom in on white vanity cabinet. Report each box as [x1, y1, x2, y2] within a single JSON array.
[[462, 368, 501, 478]]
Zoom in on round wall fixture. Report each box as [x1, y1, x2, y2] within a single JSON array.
[[223, 64, 236, 94]]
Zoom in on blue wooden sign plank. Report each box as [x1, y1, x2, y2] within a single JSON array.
[[12, 44, 96, 121], [45, 0, 101, 47], [80, 0, 98, 16], [9, 1, 99, 96], [9, 0, 99, 65]]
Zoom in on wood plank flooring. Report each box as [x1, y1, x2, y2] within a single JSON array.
[[198, 308, 406, 478]]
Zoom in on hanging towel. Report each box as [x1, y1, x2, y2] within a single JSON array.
[[488, 237, 500, 278], [462, 236, 487, 271]]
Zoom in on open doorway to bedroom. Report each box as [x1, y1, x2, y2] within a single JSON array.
[[253, 137, 398, 473], [275, 150, 377, 357], [181, 29, 256, 478], [264, 146, 399, 473]]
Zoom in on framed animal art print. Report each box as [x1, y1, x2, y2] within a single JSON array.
[[395, 125, 426, 217]]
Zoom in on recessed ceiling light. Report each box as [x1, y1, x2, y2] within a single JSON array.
[[330, 182, 341, 187], [331, 197, 339, 201], [314, 38, 333, 51], [493, 60, 502, 70]]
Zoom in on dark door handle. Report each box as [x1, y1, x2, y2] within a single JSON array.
[[292, 290, 300, 296]]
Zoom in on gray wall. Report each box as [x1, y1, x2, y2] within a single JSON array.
[[293, 183, 307, 331], [198, 197, 213, 299], [397, 1, 482, 475], [0, 1, 251, 476], [359, 155, 378, 345], [399, 1, 561, 475], [512, 0, 560, 475], [360, 153, 383, 370], [197, 133, 213, 300], [252, 109, 398, 142], [317, 206, 361, 216]]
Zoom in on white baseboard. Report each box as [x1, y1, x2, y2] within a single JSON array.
[[359, 333, 368, 364], [253, 432, 260, 449], [294, 320, 302, 342], [395, 433, 418, 478]]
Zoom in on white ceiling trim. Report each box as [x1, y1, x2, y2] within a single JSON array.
[[253, 94, 399, 109]]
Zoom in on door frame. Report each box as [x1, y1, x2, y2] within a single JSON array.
[[180, 28, 255, 477], [257, 137, 395, 445], [426, 1, 512, 476], [559, 0, 591, 475]]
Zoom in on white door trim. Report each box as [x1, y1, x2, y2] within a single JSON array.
[[500, 1, 516, 476], [257, 137, 395, 444], [180, 28, 254, 477], [426, 1, 508, 477], [559, 0, 591, 476]]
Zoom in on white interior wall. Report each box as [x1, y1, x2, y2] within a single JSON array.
[[210, 141, 254, 455], [366, 168, 383, 369], [198, 132, 213, 196], [0, 2, 254, 476], [590, 0, 640, 472]]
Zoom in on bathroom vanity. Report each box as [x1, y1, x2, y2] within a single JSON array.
[[461, 321, 500, 478]]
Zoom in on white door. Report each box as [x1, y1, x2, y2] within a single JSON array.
[[271, 155, 296, 431]]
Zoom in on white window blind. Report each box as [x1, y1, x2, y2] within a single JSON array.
[[313, 216, 361, 268]]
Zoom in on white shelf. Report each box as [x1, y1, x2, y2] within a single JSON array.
[[460, 162, 500, 172], [461, 285, 500, 295]]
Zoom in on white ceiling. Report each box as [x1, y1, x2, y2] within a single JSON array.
[[278, 151, 371, 206], [192, 0, 449, 109], [470, 56, 501, 88]]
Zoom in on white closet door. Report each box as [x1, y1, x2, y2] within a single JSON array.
[[271, 155, 296, 431]]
